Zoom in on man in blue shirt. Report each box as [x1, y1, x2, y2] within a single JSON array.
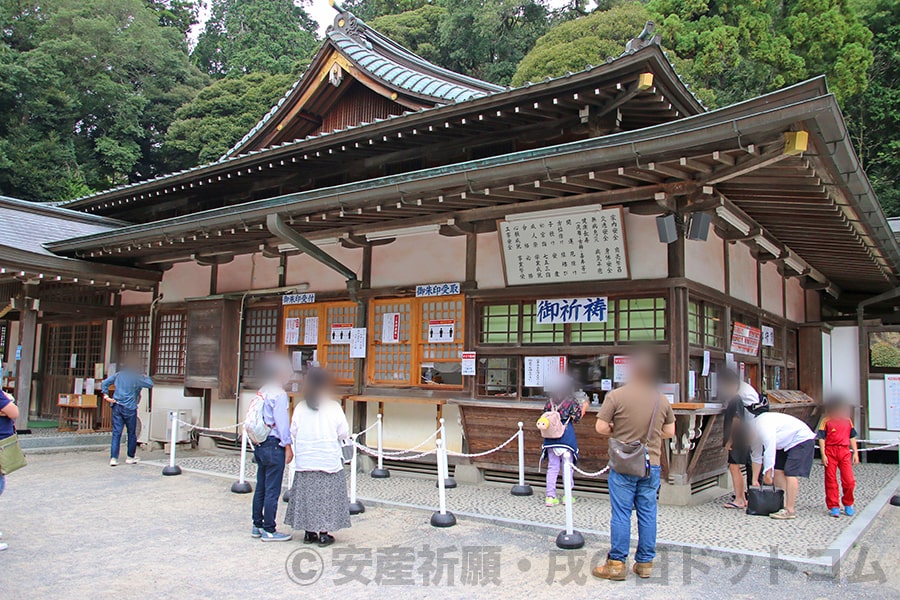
[[101, 354, 153, 467]]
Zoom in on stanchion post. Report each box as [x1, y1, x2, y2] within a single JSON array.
[[283, 459, 294, 502], [162, 410, 182, 476], [231, 425, 252, 494], [555, 452, 584, 549], [436, 418, 457, 489], [431, 439, 456, 527], [349, 434, 366, 514], [371, 414, 390, 478], [511, 421, 533, 496]]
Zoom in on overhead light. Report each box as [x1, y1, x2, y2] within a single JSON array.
[[754, 236, 781, 257], [276, 238, 339, 252], [784, 254, 806, 273], [716, 207, 750, 235], [505, 205, 589, 223], [366, 224, 441, 241]]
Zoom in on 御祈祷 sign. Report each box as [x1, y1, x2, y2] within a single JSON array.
[[613, 355, 631, 383], [416, 283, 460, 297], [282, 293, 315, 305], [428, 320, 455, 343], [381, 313, 401, 344], [535, 297, 609, 325], [761, 325, 775, 347], [524, 356, 567, 388], [331, 323, 353, 344], [284, 317, 301, 345], [461, 352, 476, 376], [730, 322, 762, 355], [498, 206, 629, 285]]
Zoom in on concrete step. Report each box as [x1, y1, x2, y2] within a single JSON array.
[[19, 433, 114, 450]]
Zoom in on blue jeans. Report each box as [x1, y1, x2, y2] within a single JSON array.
[[110, 404, 138, 459], [252, 437, 286, 533], [608, 465, 661, 563]]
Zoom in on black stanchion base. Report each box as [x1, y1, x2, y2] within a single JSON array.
[[349, 501, 366, 515], [370, 468, 391, 478], [430, 511, 457, 527], [162, 465, 182, 476], [555, 530, 585, 550], [511, 484, 534, 497], [283, 489, 291, 502], [436, 477, 458, 489], [891, 494, 900, 507], [231, 481, 253, 494]]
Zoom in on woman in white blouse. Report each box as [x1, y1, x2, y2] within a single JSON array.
[[284, 367, 351, 546]]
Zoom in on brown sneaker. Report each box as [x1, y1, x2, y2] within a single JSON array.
[[592, 559, 627, 581], [633, 562, 653, 578]]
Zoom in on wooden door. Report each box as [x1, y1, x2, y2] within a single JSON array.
[[40, 321, 106, 417]]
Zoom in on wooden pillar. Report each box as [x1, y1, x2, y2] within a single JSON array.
[[798, 323, 831, 401], [351, 246, 372, 438], [668, 234, 689, 400], [14, 285, 38, 430]]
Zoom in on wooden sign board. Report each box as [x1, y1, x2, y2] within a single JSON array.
[[498, 206, 629, 286]]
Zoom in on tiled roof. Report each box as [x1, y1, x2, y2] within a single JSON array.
[[0, 196, 121, 255]]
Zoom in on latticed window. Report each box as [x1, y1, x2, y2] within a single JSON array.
[[324, 303, 357, 383], [371, 300, 412, 384], [704, 304, 725, 348], [476, 357, 518, 397], [155, 312, 186, 377], [616, 298, 667, 342], [480, 303, 519, 345], [419, 298, 464, 385], [522, 301, 565, 344], [119, 314, 150, 367], [688, 301, 702, 346], [241, 307, 279, 380], [762, 322, 784, 361]]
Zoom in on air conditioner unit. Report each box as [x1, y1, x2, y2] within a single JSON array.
[[150, 408, 192, 443]]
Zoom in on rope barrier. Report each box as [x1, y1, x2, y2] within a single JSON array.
[[368, 426, 441, 457], [354, 420, 379, 437], [572, 464, 611, 478], [855, 438, 900, 453], [354, 442, 438, 462], [176, 419, 244, 435], [446, 431, 519, 458]]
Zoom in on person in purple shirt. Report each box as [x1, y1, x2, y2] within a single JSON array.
[[251, 355, 295, 542], [0, 390, 20, 552]]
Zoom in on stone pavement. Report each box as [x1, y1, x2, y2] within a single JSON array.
[[3, 452, 900, 599], [139, 448, 900, 564]]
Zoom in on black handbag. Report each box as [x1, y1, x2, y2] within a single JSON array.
[[746, 485, 784, 516]]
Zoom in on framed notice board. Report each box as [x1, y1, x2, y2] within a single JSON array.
[[498, 205, 629, 286]]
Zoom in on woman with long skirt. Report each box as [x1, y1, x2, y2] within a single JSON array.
[[285, 367, 351, 546]]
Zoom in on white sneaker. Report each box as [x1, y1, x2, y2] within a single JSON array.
[[0, 542, 7, 551], [109, 458, 118, 467], [125, 457, 140, 465]]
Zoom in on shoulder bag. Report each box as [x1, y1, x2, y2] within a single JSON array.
[[606, 396, 660, 478], [746, 484, 784, 516], [0, 433, 27, 476]]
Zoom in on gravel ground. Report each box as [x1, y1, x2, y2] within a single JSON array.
[[1, 452, 899, 599]]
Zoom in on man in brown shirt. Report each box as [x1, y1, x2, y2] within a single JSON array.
[[593, 353, 675, 581]]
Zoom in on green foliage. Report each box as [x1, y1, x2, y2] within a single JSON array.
[[871, 341, 900, 367], [437, 0, 552, 85], [144, 0, 199, 37], [846, 0, 900, 216], [343, 0, 431, 22], [164, 72, 295, 164], [648, 0, 873, 107], [511, 2, 650, 86], [370, 4, 446, 64], [0, 0, 205, 201], [193, 0, 319, 78]]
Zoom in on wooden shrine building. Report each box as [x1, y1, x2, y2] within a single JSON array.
[[2, 5, 899, 502]]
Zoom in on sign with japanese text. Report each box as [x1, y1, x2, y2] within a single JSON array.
[[524, 356, 567, 388], [282, 293, 316, 305], [284, 317, 301, 345], [415, 283, 460, 297], [381, 313, 401, 344], [730, 322, 762, 356], [330, 323, 353, 345], [461, 352, 476, 376], [303, 317, 319, 345], [535, 297, 609, 325], [885, 374, 900, 430], [428, 320, 455, 343], [350, 328, 367, 359], [613, 355, 631, 383], [498, 206, 629, 285], [761, 325, 775, 347]]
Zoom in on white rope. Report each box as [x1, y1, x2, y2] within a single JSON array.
[[446, 431, 519, 458], [856, 439, 900, 453], [176, 419, 243, 434], [376, 426, 441, 457], [572, 464, 610, 477], [354, 420, 379, 437], [354, 442, 437, 461]]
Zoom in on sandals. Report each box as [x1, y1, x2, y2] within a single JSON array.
[[723, 501, 746, 509]]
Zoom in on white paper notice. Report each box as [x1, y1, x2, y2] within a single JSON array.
[[427, 320, 455, 343], [73, 378, 84, 395], [292, 351, 304, 372], [524, 356, 567, 388], [284, 317, 301, 346], [885, 374, 900, 430], [303, 317, 319, 345], [702, 350, 711, 377], [84, 378, 96, 395], [461, 352, 476, 376], [725, 353, 736, 370], [94, 363, 105, 380], [382, 312, 401, 344], [601, 379, 613, 391], [350, 328, 367, 358], [70, 354, 78, 369], [331, 324, 353, 345], [688, 370, 696, 400], [710, 372, 718, 398], [761, 325, 775, 347], [613, 355, 631, 383]]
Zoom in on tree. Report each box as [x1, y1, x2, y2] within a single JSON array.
[[144, 0, 200, 38], [511, 2, 651, 86], [342, 0, 431, 22], [370, 4, 446, 64], [164, 72, 296, 164], [647, 0, 872, 107], [192, 0, 320, 78], [437, 0, 552, 85], [0, 0, 205, 201], [846, 0, 900, 216]]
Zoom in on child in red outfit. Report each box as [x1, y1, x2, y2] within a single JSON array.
[[816, 398, 860, 517]]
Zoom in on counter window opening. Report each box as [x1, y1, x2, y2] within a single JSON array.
[[368, 295, 464, 388]]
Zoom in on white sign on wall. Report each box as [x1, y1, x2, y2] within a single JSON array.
[[613, 355, 631, 383], [885, 374, 900, 431], [284, 318, 301, 345], [349, 328, 367, 359], [381, 313, 401, 344], [524, 356, 567, 388], [427, 320, 455, 343], [416, 283, 460, 297], [761, 325, 776, 347], [282, 293, 316, 305], [535, 297, 609, 325], [303, 317, 319, 345], [461, 352, 476, 376], [331, 323, 353, 345], [498, 206, 629, 285]]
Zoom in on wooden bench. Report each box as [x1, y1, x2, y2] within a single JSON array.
[[58, 394, 99, 433]]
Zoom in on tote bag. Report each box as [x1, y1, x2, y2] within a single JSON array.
[[0, 433, 27, 476]]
